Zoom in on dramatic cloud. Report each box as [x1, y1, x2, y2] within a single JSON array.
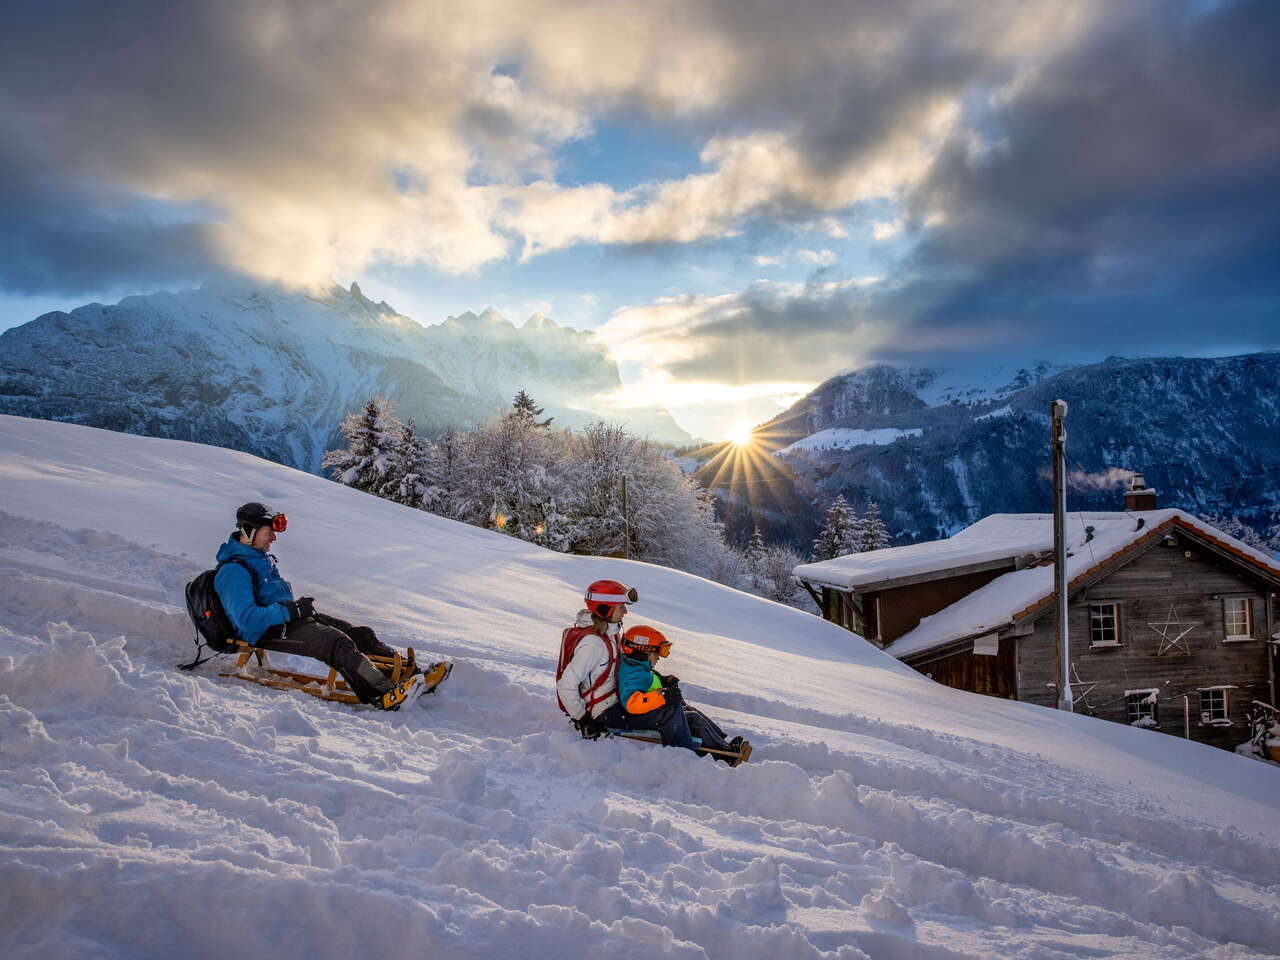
[[596, 278, 889, 387], [0, 0, 1095, 293], [884, 0, 1280, 360], [597, 0, 1280, 392], [3, 0, 1277, 399]]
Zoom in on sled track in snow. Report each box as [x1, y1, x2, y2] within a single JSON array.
[[2, 519, 1280, 959]]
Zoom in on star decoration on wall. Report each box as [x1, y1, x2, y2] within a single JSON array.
[[1069, 664, 1100, 714], [1148, 603, 1200, 656]]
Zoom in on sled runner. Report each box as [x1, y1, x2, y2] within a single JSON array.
[[607, 729, 753, 766], [219, 640, 451, 705]]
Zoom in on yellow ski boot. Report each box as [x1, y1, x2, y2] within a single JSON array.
[[376, 673, 426, 711]]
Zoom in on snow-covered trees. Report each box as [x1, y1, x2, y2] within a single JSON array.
[[325, 397, 734, 582], [511, 390, 553, 429], [381, 419, 438, 509], [556, 420, 725, 572], [812, 495, 861, 561], [470, 402, 560, 546], [743, 528, 767, 589], [810, 496, 894, 560], [859, 501, 892, 551], [321, 397, 399, 494], [759, 545, 803, 603], [1199, 513, 1280, 555]]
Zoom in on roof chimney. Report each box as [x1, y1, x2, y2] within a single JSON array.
[[1124, 472, 1157, 511]]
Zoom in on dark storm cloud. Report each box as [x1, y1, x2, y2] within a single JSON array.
[[872, 0, 1280, 364], [0, 148, 219, 295]]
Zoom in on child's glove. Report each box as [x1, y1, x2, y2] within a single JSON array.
[[660, 674, 680, 688]]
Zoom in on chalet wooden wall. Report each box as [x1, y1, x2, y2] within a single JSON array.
[[1016, 532, 1275, 751], [913, 641, 1018, 699], [873, 568, 1011, 644]]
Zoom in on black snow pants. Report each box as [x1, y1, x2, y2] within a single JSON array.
[[256, 612, 397, 704]]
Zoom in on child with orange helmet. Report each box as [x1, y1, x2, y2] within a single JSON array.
[[607, 623, 748, 764]]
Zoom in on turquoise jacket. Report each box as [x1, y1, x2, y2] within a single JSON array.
[[618, 653, 667, 714], [213, 535, 295, 645]]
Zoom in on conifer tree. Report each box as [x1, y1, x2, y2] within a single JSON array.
[[322, 396, 400, 493], [859, 501, 892, 551], [431, 428, 474, 520], [512, 390, 553, 428], [744, 527, 767, 588], [811, 495, 860, 561], [382, 419, 438, 509]]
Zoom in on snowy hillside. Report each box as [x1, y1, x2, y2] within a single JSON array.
[[0, 282, 691, 475], [2, 414, 1279, 959]]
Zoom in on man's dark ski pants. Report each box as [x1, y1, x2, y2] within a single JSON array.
[[256, 613, 397, 703]]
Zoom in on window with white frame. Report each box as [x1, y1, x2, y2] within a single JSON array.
[[1199, 687, 1230, 724], [1223, 597, 1253, 640], [1089, 603, 1120, 646], [1125, 690, 1159, 727]]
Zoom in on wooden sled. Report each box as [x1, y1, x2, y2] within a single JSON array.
[[220, 641, 450, 706], [608, 729, 753, 766]]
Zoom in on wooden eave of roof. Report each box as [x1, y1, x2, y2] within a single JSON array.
[[1010, 515, 1280, 626], [896, 626, 1014, 666]]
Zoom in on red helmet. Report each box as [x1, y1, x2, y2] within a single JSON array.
[[621, 625, 671, 658], [584, 579, 638, 619]]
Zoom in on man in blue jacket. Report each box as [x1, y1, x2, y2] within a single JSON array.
[[214, 502, 425, 710]]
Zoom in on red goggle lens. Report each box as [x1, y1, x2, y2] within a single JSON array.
[[270, 514, 288, 532]]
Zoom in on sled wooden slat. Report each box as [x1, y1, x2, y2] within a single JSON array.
[[222, 670, 362, 704], [217, 641, 421, 707]]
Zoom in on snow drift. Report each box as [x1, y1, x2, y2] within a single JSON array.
[[1, 414, 1278, 959]]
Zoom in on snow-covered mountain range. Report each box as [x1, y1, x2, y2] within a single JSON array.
[[736, 354, 1280, 545], [2, 413, 1278, 958], [0, 281, 690, 473]]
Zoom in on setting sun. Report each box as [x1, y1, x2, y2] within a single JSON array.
[[729, 423, 754, 447]]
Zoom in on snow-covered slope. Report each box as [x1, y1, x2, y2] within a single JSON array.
[[0, 282, 691, 475], [2, 414, 1278, 959]]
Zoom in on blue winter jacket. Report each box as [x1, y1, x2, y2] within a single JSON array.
[[213, 535, 295, 645], [617, 653, 667, 714]]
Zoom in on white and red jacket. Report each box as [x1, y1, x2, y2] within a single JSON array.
[[556, 610, 621, 720]]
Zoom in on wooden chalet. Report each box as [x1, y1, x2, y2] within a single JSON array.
[[794, 483, 1280, 751]]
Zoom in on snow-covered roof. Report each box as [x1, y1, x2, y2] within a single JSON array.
[[793, 511, 1076, 591], [884, 510, 1280, 660]]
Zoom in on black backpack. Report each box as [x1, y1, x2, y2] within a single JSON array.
[[179, 558, 259, 669]]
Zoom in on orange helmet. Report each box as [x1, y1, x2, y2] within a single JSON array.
[[621, 625, 671, 658], [584, 579, 638, 619]]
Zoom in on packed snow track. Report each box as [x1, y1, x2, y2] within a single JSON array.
[[1, 416, 1278, 960]]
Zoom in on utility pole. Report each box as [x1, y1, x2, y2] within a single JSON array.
[[1052, 399, 1073, 712], [621, 475, 630, 560]]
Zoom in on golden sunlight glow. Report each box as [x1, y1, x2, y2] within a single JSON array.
[[730, 423, 754, 447], [686, 422, 800, 520]]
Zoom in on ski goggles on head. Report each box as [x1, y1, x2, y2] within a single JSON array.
[[246, 513, 287, 533], [622, 625, 670, 657], [623, 640, 670, 658]]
